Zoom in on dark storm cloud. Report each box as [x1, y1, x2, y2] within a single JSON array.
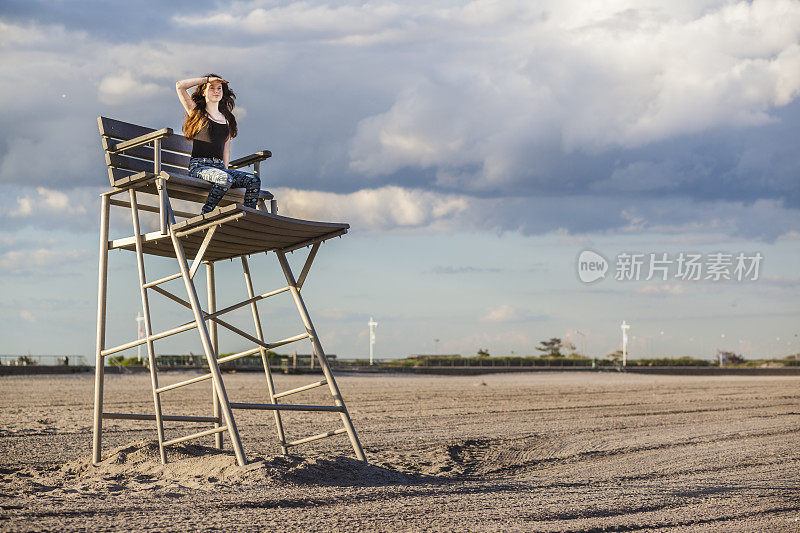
[[0, 0, 218, 42], [0, 0, 798, 241]]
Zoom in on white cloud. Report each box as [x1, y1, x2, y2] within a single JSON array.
[[174, 2, 410, 42], [453, 329, 536, 357], [7, 187, 87, 217], [481, 304, 521, 322], [1, 187, 89, 217], [98, 71, 164, 105], [0, 247, 88, 275], [0, 186, 99, 232], [0, 3, 797, 362], [318, 307, 357, 320], [0, 3, 798, 243], [636, 284, 687, 295], [777, 231, 800, 242], [347, 0, 800, 187], [274, 185, 469, 230], [232, 105, 247, 120], [759, 275, 800, 288], [272, 185, 799, 242], [0, 180, 795, 245], [0, 19, 86, 47]]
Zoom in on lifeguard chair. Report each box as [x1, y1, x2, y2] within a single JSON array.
[[92, 117, 365, 466]]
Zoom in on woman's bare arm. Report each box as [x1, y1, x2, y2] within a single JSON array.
[[223, 136, 231, 168], [175, 77, 205, 114], [175, 76, 227, 114]]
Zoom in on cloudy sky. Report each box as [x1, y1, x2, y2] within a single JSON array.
[[1, 0, 799, 362]]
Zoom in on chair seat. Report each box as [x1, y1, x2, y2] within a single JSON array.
[[111, 205, 349, 261], [116, 170, 274, 206]]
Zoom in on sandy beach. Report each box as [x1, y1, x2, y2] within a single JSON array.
[[1, 371, 798, 531]]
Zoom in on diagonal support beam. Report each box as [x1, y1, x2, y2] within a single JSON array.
[[149, 285, 307, 352], [151, 285, 271, 350], [169, 224, 247, 466], [188, 225, 217, 279], [100, 285, 292, 357], [275, 251, 366, 462], [152, 284, 290, 323], [296, 242, 320, 290]]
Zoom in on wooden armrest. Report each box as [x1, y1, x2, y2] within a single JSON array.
[[107, 128, 173, 154], [258, 190, 274, 200], [110, 170, 170, 191], [229, 150, 272, 169]]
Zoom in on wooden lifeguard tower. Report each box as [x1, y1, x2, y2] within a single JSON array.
[[92, 117, 365, 466]]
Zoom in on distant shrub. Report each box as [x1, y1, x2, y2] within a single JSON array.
[[629, 357, 711, 367]]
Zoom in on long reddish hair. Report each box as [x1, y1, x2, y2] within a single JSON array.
[[182, 73, 238, 140]]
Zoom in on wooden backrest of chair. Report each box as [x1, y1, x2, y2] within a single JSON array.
[[98, 116, 193, 186], [98, 116, 273, 211]]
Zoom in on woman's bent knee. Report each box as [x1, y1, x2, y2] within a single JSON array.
[[196, 168, 232, 188]]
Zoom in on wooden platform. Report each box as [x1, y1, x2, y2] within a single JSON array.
[[109, 204, 349, 261]]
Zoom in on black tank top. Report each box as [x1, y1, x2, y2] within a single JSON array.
[[191, 118, 229, 159]]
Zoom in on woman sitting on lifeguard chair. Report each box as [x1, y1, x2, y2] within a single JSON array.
[[175, 74, 261, 214]]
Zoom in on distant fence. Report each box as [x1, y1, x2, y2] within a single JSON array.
[[382, 358, 601, 368], [3, 354, 799, 377], [0, 354, 88, 367]]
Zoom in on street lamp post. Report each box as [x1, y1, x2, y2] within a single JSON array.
[[136, 312, 145, 362], [368, 317, 378, 365], [576, 330, 590, 368], [621, 321, 630, 367]]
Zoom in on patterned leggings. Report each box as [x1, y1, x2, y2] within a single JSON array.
[[188, 157, 261, 214]]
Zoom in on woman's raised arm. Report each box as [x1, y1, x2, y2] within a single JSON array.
[[175, 77, 206, 114], [175, 76, 228, 114]]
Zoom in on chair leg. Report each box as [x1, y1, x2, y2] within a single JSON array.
[[275, 251, 366, 462], [241, 256, 288, 455], [130, 190, 167, 464], [92, 194, 110, 465], [170, 229, 248, 466], [206, 262, 223, 449]]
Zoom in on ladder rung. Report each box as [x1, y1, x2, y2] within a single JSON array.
[[273, 380, 327, 399], [101, 320, 198, 357], [229, 402, 343, 413], [217, 347, 262, 364], [163, 425, 228, 446], [102, 412, 220, 423], [143, 272, 182, 288], [204, 335, 310, 366], [156, 373, 213, 394], [267, 332, 310, 349], [286, 428, 347, 447]]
